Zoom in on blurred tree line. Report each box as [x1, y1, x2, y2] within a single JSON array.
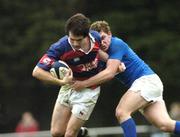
[[0, 0, 180, 132]]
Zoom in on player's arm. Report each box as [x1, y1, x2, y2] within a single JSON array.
[[32, 66, 72, 86], [71, 59, 120, 90], [98, 49, 109, 62], [98, 49, 126, 72]]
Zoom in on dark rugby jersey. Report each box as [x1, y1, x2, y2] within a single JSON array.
[[37, 30, 102, 80]]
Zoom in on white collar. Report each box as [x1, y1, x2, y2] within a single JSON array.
[[68, 33, 96, 54]]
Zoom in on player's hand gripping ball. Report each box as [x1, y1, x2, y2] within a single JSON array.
[[50, 60, 70, 79]]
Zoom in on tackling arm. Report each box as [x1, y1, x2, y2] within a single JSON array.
[[98, 49, 126, 72], [72, 59, 120, 90], [98, 49, 109, 62]]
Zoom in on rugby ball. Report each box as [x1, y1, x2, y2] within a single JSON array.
[[50, 60, 69, 79]]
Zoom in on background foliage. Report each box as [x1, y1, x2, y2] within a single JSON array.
[[0, 0, 180, 132]]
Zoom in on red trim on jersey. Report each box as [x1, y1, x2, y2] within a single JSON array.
[[60, 50, 85, 61], [92, 41, 100, 51], [39, 54, 55, 66]]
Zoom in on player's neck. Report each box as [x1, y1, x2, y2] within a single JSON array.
[[81, 37, 91, 53]]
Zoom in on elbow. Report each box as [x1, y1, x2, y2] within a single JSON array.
[[32, 66, 40, 78]]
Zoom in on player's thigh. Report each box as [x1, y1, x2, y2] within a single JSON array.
[[51, 100, 71, 132], [117, 74, 163, 113], [66, 114, 85, 135], [143, 100, 174, 127], [117, 90, 148, 113]]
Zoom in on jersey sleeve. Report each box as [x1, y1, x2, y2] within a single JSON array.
[[90, 30, 101, 46], [36, 39, 64, 71], [108, 38, 128, 61]]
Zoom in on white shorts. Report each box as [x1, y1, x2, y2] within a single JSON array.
[[129, 74, 164, 102], [57, 85, 100, 120]]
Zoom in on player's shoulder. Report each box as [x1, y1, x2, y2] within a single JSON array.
[[52, 35, 69, 47], [90, 30, 100, 37], [112, 36, 125, 44], [49, 35, 71, 51], [111, 36, 128, 48], [89, 30, 101, 44]]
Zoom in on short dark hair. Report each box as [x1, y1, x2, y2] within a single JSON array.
[[65, 13, 90, 37]]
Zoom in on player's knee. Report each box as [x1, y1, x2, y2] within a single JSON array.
[[158, 125, 171, 132], [65, 129, 77, 137], [115, 108, 129, 121], [51, 127, 64, 137], [157, 121, 173, 132]]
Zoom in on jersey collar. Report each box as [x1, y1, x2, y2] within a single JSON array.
[[68, 33, 96, 54]]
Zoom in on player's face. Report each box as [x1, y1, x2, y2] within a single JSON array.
[[100, 31, 112, 51], [68, 32, 87, 50]]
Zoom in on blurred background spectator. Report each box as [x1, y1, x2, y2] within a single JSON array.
[[169, 102, 180, 137], [15, 112, 39, 133], [169, 102, 180, 120]]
